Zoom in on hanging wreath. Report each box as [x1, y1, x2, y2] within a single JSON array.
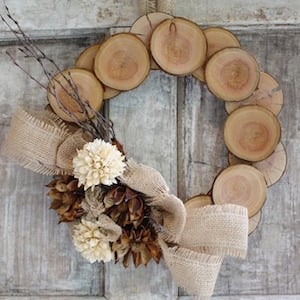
[[0, 4, 286, 299]]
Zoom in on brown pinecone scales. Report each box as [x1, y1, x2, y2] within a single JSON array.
[[47, 175, 85, 223], [103, 184, 162, 267]]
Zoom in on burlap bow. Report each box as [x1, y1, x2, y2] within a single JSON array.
[[2, 108, 248, 299], [120, 159, 248, 299]]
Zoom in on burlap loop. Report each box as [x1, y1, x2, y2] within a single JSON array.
[[149, 193, 186, 243], [120, 159, 170, 196], [1, 107, 89, 175], [121, 159, 249, 298], [1, 106, 70, 175], [180, 204, 248, 258]]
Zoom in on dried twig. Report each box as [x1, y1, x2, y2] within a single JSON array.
[[1, 6, 116, 142]]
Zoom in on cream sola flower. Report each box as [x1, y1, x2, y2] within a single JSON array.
[[73, 139, 126, 190], [72, 215, 122, 263]]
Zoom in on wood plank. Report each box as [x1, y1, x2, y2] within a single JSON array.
[[105, 70, 178, 299], [0, 0, 300, 35], [0, 296, 106, 300], [178, 28, 300, 297], [0, 36, 106, 296], [181, 296, 300, 300]]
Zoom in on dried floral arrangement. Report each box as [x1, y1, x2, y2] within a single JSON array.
[[0, 5, 286, 299]]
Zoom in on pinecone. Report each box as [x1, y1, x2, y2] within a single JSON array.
[[47, 175, 85, 223], [102, 184, 162, 267]]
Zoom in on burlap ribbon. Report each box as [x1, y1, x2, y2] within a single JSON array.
[[1, 106, 90, 175], [121, 159, 248, 299]]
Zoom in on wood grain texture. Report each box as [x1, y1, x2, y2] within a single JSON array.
[[179, 28, 300, 296], [105, 71, 178, 300]]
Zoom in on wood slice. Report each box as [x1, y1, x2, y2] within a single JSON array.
[[47, 68, 104, 122], [130, 12, 173, 69], [150, 17, 207, 75], [225, 72, 283, 115], [184, 194, 213, 210], [212, 164, 267, 217], [94, 33, 150, 91], [248, 210, 262, 235], [229, 143, 286, 186], [228, 152, 251, 166], [205, 48, 260, 101], [253, 142, 287, 186], [224, 105, 281, 162], [75, 43, 120, 100], [192, 27, 240, 82]]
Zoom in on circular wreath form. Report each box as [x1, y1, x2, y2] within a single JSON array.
[[1, 10, 286, 299]]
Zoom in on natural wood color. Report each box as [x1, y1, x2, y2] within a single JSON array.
[[212, 164, 267, 217], [150, 18, 207, 75], [193, 27, 240, 82], [184, 194, 213, 210], [205, 48, 260, 101], [225, 72, 283, 115], [253, 142, 287, 186], [130, 12, 173, 69], [224, 105, 281, 162], [47, 68, 104, 122], [75, 43, 120, 100], [94, 33, 150, 91], [228, 142, 287, 187], [248, 210, 262, 235], [228, 152, 251, 166]]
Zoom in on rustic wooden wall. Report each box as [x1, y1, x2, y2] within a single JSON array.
[[0, 1, 299, 299]]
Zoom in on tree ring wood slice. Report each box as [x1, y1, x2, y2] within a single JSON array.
[[192, 27, 240, 82], [253, 142, 287, 186], [184, 194, 213, 210], [47, 68, 104, 122], [130, 12, 173, 70], [212, 164, 267, 217], [94, 33, 150, 91], [75, 43, 120, 100], [205, 48, 260, 101], [225, 72, 283, 115], [150, 18, 207, 75], [224, 105, 281, 162], [248, 210, 262, 235]]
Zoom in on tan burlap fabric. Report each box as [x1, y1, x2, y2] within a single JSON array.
[[120, 159, 186, 243], [121, 160, 249, 299], [1, 106, 70, 175], [140, 0, 157, 14], [56, 129, 91, 174], [180, 204, 248, 258], [1, 107, 89, 175], [140, 0, 175, 14]]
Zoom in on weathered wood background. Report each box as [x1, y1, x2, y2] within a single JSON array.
[[0, 1, 299, 299]]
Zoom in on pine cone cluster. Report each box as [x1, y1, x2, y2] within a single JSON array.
[[47, 175, 85, 223], [103, 185, 161, 267]]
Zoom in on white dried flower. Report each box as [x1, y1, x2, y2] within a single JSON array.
[[73, 139, 125, 190], [72, 217, 118, 263]]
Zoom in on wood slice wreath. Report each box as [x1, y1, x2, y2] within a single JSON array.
[[1, 8, 286, 299]]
